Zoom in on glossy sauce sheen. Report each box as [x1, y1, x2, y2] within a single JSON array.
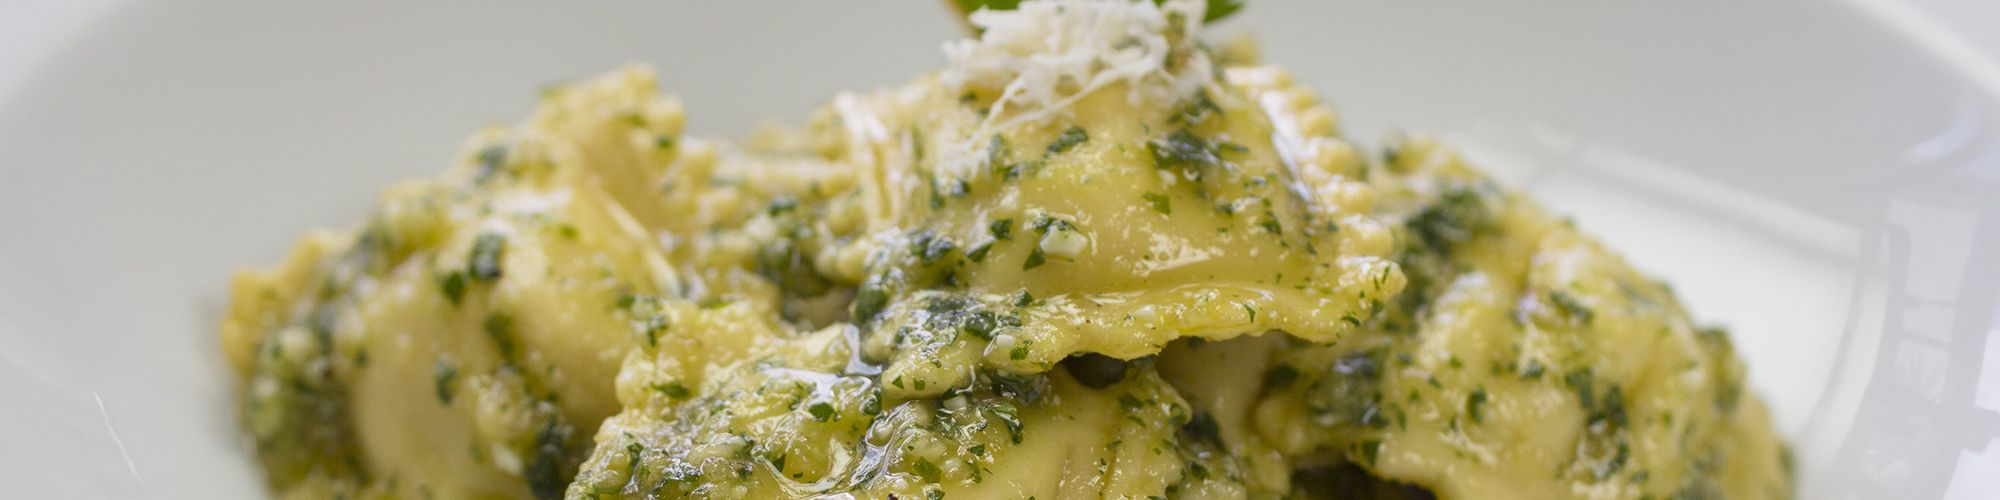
[[219, 2, 1791, 498]]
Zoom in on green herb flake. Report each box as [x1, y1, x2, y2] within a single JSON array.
[[1566, 370, 1596, 412], [911, 457, 943, 483], [807, 401, 837, 422], [917, 233, 958, 266], [1118, 393, 1144, 410], [1148, 129, 1219, 179], [961, 311, 1001, 340], [484, 312, 517, 360], [1046, 126, 1088, 155], [438, 271, 468, 306], [1182, 412, 1222, 445], [1022, 247, 1047, 270], [1258, 217, 1283, 236], [766, 195, 798, 216], [989, 219, 1014, 240], [652, 380, 691, 399], [1520, 360, 1546, 379], [1354, 439, 1382, 466], [851, 282, 890, 322], [1549, 290, 1596, 325], [966, 241, 995, 263], [467, 233, 507, 281], [990, 402, 1025, 443], [1467, 387, 1489, 424], [433, 359, 459, 404], [475, 144, 507, 180], [983, 134, 1013, 179], [862, 394, 882, 416], [1142, 192, 1172, 215]]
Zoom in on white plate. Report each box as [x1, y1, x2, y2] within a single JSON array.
[[2, 2, 1996, 498]]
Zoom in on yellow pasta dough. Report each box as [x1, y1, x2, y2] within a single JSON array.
[[220, 2, 1791, 499]]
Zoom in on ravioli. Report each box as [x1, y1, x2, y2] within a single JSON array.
[[220, 1, 1791, 499]]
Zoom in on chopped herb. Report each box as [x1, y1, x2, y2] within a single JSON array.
[[985, 135, 1009, 174], [438, 271, 468, 306], [1022, 247, 1046, 270], [1257, 216, 1283, 236], [966, 241, 994, 263], [633, 311, 669, 347], [862, 394, 882, 416], [433, 359, 459, 404], [1181, 412, 1222, 445], [475, 144, 507, 180], [766, 195, 798, 216], [1172, 89, 1223, 126], [1013, 290, 1035, 307], [1010, 342, 1030, 360], [1549, 290, 1595, 325], [1148, 129, 1220, 180], [1353, 439, 1382, 466], [911, 457, 943, 483], [1566, 370, 1596, 411], [467, 233, 507, 281], [1467, 387, 1489, 423], [1408, 187, 1487, 249], [961, 311, 1003, 340], [484, 312, 516, 360], [522, 418, 575, 499], [989, 219, 1014, 240], [1599, 385, 1629, 427], [851, 281, 891, 322], [807, 402, 836, 422], [916, 233, 958, 266], [1142, 192, 1173, 215], [1520, 360, 1546, 379], [1028, 214, 1069, 233], [1046, 126, 1088, 155], [652, 380, 691, 399], [1001, 161, 1033, 180], [990, 403, 1024, 443]]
